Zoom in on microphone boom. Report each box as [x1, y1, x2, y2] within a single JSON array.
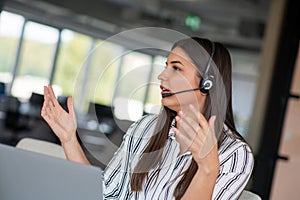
[[162, 88, 200, 98]]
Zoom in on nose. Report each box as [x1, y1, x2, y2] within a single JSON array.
[[158, 68, 168, 81]]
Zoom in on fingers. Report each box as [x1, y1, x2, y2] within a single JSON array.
[[43, 87, 56, 111], [42, 86, 50, 120], [41, 97, 56, 121], [47, 84, 56, 99], [44, 85, 60, 107], [208, 115, 216, 131], [199, 115, 217, 159], [176, 106, 209, 137], [173, 112, 202, 153], [189, 104, 208, 130], [42, 85, 62, 121], [173, 106, 218, 158], [175, 112, 204, 141], [41, 105, 48, 121], [174, 120, 195, 144], [67, 97, 77, 122]]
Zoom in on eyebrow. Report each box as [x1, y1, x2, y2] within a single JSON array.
[[165, 61, 184, 66]]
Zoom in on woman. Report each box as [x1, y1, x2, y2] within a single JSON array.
[[42, 37, 254, 199]]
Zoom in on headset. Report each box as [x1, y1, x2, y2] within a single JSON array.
[[199, 41, 215, 94], [162, 41, 215, 98]]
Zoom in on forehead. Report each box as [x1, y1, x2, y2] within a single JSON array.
[[167, 47, 194, 65]]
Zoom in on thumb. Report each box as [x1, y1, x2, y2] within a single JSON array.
[[198, 115, 217, 159], [208, 115, 216, 128], [67, 96, 75, 116]]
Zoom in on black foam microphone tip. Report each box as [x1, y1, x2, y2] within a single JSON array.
[[162, 93, 174, 98]]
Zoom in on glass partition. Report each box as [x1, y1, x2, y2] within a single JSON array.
[[52, 29, 92, 97], [86, 40, 124, 108], [0, 11, 24, 88], [144, 55, 166, 114], [11, 21, 59, 99], [113, 51, 152, 121]]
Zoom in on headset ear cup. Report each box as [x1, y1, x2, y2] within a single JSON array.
[[200, 78, 213, 94]]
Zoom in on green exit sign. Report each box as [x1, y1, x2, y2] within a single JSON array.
[[185, 14, 201, 31]]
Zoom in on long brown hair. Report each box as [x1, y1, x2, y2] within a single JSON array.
[[130, 37, 245, 199]]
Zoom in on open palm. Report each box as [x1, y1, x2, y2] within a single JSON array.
[[41, 85, 77, 144]]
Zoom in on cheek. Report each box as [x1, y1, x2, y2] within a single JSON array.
[[170, 75, 195, 90], [177, 92, 200, 103], [192, 75, 201, 88]]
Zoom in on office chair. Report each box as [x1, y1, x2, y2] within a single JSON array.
[[87, 102, 115, 134], [57, 95, 68, 112], [4, 96, 21, 130], [88, 103, 114, 119], [16, 138, 66, 159]]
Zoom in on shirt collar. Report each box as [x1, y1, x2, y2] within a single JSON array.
[[168, 119, 176, 140]]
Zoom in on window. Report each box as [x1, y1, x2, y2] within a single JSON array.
[[0, 9, 263, 141], [144, 55, 166, 114], [52, 30, 92, 97], [11, 21, 59, 99], [0, 11, 24, 86], [231, 50, 260, 136], [85, 40, 124, 110], [113, 51, 152, 121]]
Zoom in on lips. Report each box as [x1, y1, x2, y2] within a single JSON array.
[[160, 85, 171, 95]]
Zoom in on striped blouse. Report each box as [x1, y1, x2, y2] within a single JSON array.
[[103, 114, 254, 199]]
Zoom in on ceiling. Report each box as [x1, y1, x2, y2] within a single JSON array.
[[5, 0, 272, 50]]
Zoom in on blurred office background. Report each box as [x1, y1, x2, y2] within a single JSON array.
[[0, 0, 299, 199]]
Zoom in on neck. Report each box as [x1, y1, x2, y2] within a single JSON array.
[[178, 103, 202, 114]]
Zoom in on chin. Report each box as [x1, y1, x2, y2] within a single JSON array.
[[161, 99, 180, 112]]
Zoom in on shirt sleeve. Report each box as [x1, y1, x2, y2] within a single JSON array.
[[213, 144, 254, 200]]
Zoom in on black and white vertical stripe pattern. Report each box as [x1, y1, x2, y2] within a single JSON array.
[[103, 115, 254, 199]]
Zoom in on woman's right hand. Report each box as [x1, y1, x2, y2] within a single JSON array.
[[41, 85, 78, 145]]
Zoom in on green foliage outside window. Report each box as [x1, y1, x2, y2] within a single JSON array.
[[0, 37, 18, 73], [53, 31, 92, 96], [86, 40, 123, 108]]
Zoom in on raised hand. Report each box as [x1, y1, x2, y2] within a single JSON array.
[[41, 85, 77, 145], [173, 104, 219, 167]]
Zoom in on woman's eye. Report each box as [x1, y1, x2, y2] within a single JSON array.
[[173, 66, 181, 71]]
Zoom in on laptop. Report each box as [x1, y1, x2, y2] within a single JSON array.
[[0, 143, 103, 200]]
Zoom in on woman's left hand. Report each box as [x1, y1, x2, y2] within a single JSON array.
[[173, 104, 219, 172]]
